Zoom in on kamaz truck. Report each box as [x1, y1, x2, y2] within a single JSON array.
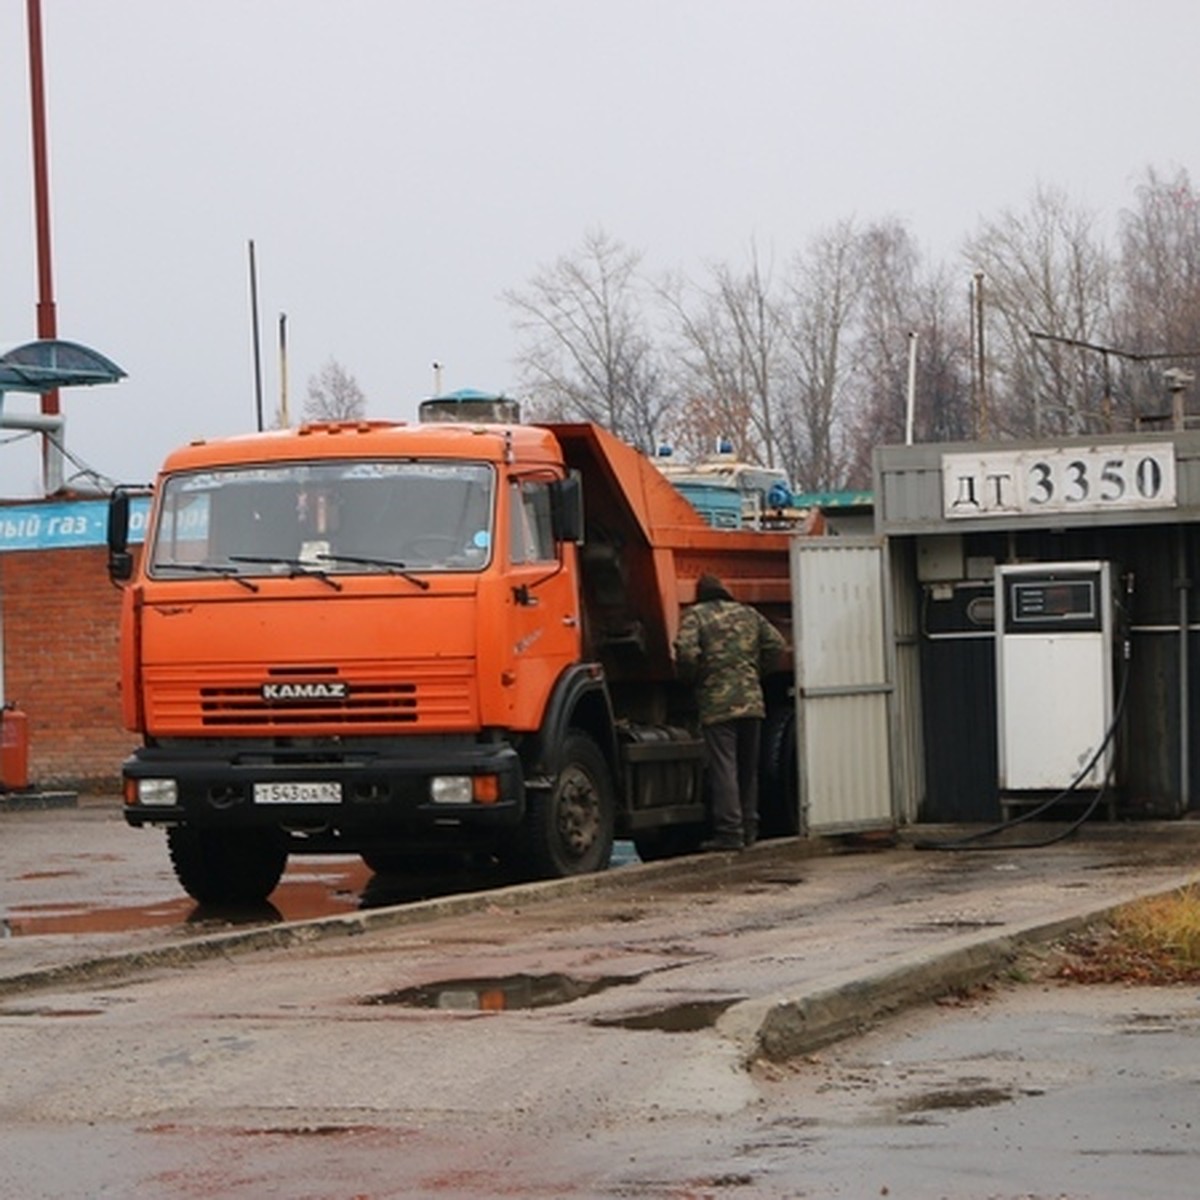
[[107, 400, 816, 903]]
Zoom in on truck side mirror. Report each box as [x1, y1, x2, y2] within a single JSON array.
[[550, 472, 584, 544], [107, 490, 133, 583]]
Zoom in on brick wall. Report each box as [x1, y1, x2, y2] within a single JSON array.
[[1, 546, 131, 789]]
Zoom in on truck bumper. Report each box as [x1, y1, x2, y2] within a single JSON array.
[[121, 739, 525, 847]]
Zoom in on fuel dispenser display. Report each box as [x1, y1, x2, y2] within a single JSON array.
[[995, 562, 1118, 794]]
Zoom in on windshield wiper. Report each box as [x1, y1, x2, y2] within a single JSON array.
[[153, 561, 260, 592], [226, 554, 344, 591], [313, 552, 431, 591]]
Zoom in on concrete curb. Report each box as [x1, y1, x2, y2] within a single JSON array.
[[719, 870, 1200, 1064]]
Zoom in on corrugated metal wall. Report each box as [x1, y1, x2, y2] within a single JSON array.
[[887, 538, 925, 825], [791, 538, 894, 833]]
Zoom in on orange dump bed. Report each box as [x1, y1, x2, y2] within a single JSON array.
[[547, 422, 810, 680]]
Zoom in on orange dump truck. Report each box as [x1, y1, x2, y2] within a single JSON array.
[[107, 408, 813, 903]]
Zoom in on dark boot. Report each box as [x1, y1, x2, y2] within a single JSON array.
[[700, 834, 744, 852]]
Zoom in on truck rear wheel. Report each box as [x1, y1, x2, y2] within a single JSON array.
[[167, 826, 288, 905], [631, 824, 705, 862], [759, 705, 800, 838], [522, 731, 615, 878]]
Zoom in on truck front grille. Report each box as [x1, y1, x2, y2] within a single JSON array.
[[200, 681, 417, 726], [144, 662, 476, 733]]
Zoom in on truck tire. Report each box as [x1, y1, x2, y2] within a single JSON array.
[[361, 849, 467, 877], [759, 705, 800, 838], [631, 824, 706, 862], [360, 850, 412, 876], [522, 730, 615, 878], [167, 826, 288, 905]]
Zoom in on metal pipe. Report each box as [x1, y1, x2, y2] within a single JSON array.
[[1178, 527, 1191, 813], [973, 271, 988, 439], [904, 331, 918, 444], [0, 410, 64, 432], [278, 312, 289, 427], [0, 408, 65, 492], [248, 240, 264, 431]]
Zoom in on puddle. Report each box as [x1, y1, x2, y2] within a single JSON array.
[[1, 859, 371, 938], [363, 971, 642, 1012], [2, 898, 197, 937], [231, 1124, 384, 1139], [3, 847, 639, 940], [901, 919, 1007, 933], [591, 996, 745, 1032], [1118, 1013, 1186, 1035], [897, 1085, 1014, 1114], [0, 1006, 105, 1018], [143, 1121, 388, 1139]]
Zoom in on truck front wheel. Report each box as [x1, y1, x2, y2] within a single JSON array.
[[167, 826, 288, 906], [522, 731, 615, 879]]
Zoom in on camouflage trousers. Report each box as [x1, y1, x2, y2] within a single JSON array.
[[703, 717, 762, 845]]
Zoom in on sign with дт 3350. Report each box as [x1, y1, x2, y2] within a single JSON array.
[[942, 443, 1177, 520]]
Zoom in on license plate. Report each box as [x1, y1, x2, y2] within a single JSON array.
[[253, 781, 341, 805]]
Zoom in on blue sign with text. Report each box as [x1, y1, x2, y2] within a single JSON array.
[[0, 497, 151, 553]]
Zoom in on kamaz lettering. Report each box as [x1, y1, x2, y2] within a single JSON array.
[[261, 682, 347, 702]]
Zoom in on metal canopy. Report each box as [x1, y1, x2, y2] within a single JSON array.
[[0, 339, 127, 495], [0, 338, 125, 392], [417, 387, 521, 425]]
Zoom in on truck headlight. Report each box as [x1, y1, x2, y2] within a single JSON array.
[[430, 776, 473, 805], [429, 775, 501, 805], [133, 778, 178, 806]]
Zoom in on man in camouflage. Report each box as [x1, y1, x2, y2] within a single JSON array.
[[674, 573, 788, 851]]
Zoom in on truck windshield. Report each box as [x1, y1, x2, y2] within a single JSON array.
[[147, 460, 494, 578]]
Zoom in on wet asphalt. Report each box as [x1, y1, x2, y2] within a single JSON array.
[[3, 794, 1199, 1060], [4, 796, 1200, 1197]]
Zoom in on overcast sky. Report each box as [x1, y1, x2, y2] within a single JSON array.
[[1, 0, 1196, 496]]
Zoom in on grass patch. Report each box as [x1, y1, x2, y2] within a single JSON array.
[[1054, 882, 1200, 985]]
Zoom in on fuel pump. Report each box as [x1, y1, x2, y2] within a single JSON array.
[[995, 561, 1122, 801]]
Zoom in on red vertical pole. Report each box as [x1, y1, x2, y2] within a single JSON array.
[[26, 0, 59, 494], [26, 0, 59, 490], [27, 0, 57, 365]]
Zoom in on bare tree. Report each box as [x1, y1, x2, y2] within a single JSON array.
[[964, 186, 1115, 438], [843, 225, 972, 484], [911, 269, 975, 446], [661, 247, 785, 466], [304, 358, 367, 422], [1116, 165, 1200, 421], [845, 220, 920, 476], [506, 229, 669, 451], [779, 220, 864, 492], [499, 160, 1200, 487]]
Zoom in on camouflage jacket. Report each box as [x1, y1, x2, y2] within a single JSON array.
[[673, 598, 788, 725]]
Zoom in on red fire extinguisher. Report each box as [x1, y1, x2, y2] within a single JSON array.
[[1, 703, 30, 791]]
